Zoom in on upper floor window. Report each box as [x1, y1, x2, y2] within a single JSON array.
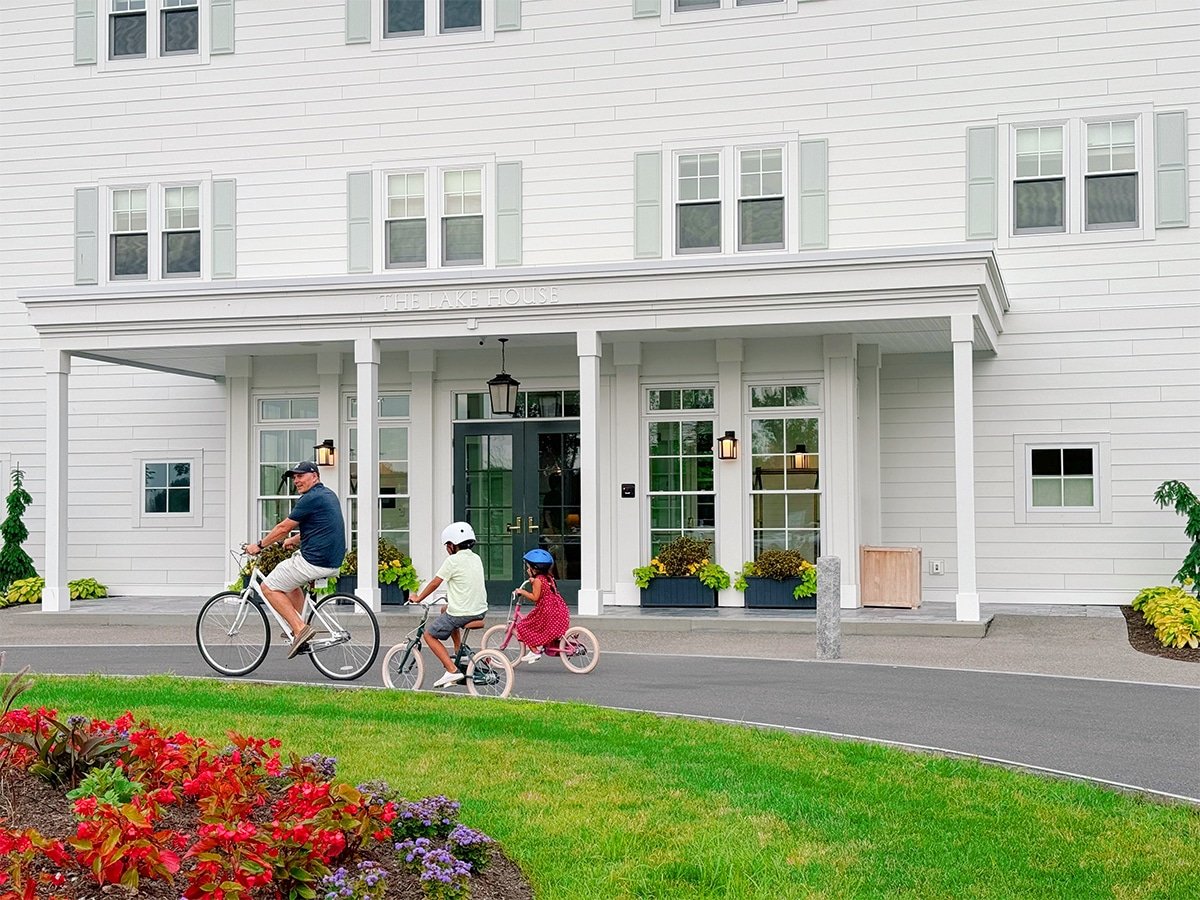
[[385, 0, 480, 37], [1013, 126, 1064, 234], [111, 188, 149, 279], [109, 0, 199, 60], [109, 182, 203, 280], [442, 168, 483, 265], [661, 0, 797, 25], [1085, 121, 1138, 230], [673, 143, 788, 256], [163, 185, 201, 277], [382, 165, 484, 268], [386, 173, 426, 268]]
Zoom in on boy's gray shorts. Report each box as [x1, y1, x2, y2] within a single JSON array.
[[428, 612, 485, 640]]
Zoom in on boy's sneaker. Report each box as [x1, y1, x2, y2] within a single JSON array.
[[520, 651, 542, 664], [432, 671, 465, 688]]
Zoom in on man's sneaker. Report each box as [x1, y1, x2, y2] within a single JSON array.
[[287, 623, 317, 659], [432, 671, 465, 689], [520, 651, 542, 664]]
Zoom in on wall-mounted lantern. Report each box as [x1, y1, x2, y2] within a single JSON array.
[[717, 430, 739, 460], [315, 439, 336, 467]]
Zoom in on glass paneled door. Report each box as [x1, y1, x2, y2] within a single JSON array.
[[454, 420, 581, 605]]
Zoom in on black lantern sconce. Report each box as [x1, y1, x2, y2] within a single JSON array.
[[716, 430, 739, 460], [486, 337, 521, 417], [315, 439, 336, 467]]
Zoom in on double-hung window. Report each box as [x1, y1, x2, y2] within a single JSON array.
[[375, 162, 490, 270], [645, 388, 716, 555], [386, 173, 427, 268], [107, 182, 203, 280], [110, 0, 148, 58], [673, 143, 788, 255], [676, 153, 721, 254], [1085, 121, 1138, 229], [1013, 126, 1064, 234], [162, 185, 201, 277], [661, 0, 796, 25], [111, 188, 149, 279], [442, 168, 484, 266], [383, 0, 482, 39], [108, 0, 199, 60], [738, 148, 784, 250]]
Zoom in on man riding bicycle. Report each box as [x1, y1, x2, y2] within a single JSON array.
[[246, 460, 345, 658]]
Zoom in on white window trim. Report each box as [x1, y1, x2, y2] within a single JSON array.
[[344, 392, 413, 551], [372, 156, 496, 272], [662, 0, 799, 27], [1012, 434, 1111, 525], [253, 393, 320, 537], [996, 104, 1155, 249], [131, 451, 204, 528], [662, 135, 796, 259], [371, 0, 494, 51], [98, 0, 210, 73], [642, 382, 719, 551], [97, 174, 211, 284]]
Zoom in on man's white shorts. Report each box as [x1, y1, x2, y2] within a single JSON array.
[[263, 553, 340, 592]]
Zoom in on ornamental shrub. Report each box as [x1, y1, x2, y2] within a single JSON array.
[[1152, 480, 1200, 595], [0, 467, 37, 593], [69, 577, 109, 600], [3, 576, 44, 608], [1132, 585, 1200, 649]]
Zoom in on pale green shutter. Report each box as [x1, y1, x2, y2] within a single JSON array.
[[634, 152, 661, 259], [211, 179, 237, 279], [496, 162, 523, 266], [798, 139, 828, 250], [346, 0, 370, 44], [211, 0, 235, 55], [497, 0, 521, 31], [633, 0, 661, 17], [75, 0, 97, 65], [966, 126, 998, 240], [1155, 111, 1189, 229], [75, 187, 99, 285], [347, 171, 374, 273]]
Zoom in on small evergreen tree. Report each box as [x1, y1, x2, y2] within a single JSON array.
[[1153, 479, 1200, 595], [0, 467, 37, 592]]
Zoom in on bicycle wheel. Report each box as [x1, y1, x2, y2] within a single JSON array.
[[306, 593, 380, 681], [466, 649, 513, 699], [557, 626, 600, 674], [381, 641, 424, 690], [480, 623, 524, 666], [196, 590, 270, 677]]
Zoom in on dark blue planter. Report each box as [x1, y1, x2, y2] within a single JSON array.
[[744, 577, 815, 610], [640, 577, 717, 608], [334, 575, 408, 606]]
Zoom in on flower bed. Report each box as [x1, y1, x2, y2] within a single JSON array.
[[0, 704, 531, 899]]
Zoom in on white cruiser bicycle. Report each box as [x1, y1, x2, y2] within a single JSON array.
[[196, 548, 380, 681]]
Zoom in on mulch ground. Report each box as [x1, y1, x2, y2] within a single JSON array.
[[1119, 606, 1200, 663], [1, 769, 534, 900]]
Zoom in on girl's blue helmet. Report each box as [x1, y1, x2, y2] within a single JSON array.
[[523, 548, 554, 565]]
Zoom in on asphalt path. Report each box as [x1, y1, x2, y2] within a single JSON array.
[[5, 643, 1198, 804]]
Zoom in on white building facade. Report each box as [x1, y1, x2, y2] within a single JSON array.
[[1, 0, 1195, 620]]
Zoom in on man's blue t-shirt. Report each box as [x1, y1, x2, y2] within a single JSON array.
[[291, 482, 346, 569]]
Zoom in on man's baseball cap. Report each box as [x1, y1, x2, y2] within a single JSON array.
[[283, 460, 320, 477]]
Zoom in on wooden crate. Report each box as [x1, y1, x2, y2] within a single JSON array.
[[859, 546, 922, 608]]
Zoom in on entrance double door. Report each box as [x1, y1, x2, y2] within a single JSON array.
[[453, 420, 581, 605]]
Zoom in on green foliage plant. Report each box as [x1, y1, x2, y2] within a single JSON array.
[[340, 537, 420, 593], [66, 762, 144, 807], [0, 712, 129, 789], [1152, 480, 1200, 594], [0, 467, 37, 593], [1131, 585, 1200, 649], [2, 576, 44, 608], [733, 549, 818, 599], [632, 535, 730, 589], [69, 577, 109, 600]]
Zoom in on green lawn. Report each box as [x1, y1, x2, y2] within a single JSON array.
[[17, 675, 1200, 899]]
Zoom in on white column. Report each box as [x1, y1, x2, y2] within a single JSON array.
[[42, 350, 70, 613], [355, 337, 380, 611], [225, 355, 253, 582], [577, 330, 602, 616], [952, 315, 980, 622], [857, 344, 882, 547], [317, 348, 342, 480], [612, 343, 642, 605], [822, 335, 859, 607], [715, 339, 744, 607], [408, 349, 436, 580]]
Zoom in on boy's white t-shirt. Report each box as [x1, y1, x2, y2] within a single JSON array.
[[434, 549, 488, 617]]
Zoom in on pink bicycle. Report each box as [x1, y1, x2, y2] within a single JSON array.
[[481, 582, 600, 674]]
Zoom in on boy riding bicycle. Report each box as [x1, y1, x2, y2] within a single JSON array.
[[408, 521, 488, 688]]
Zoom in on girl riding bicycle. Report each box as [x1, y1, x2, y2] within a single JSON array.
[[512, 548, 570, 664]]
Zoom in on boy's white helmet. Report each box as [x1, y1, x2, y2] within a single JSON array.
[[440, 521, 476, 545]]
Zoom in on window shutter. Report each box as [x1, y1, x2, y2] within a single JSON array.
[[497, 0, 521, 31], [75, 0, 97, 66], [496, 161, 523, 266], [634, 152, 662, 259], [633, 0, 661, 17], [74, 187, 99, 285], [1155, 111, 1189, 229], [347, 171, 374, 274], [966, 126, 998, 240], [798, 139, 828, 250], [211, 179, 237, 279], [346, 0, 371, 44], [211, 0, 235, 55]]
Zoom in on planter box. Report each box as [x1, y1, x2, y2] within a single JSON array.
[[334, 575, 408, 606], [743, 577, 816, 610], [640, 577, 717, 608]]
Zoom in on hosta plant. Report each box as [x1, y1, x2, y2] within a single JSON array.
[[2, 575, 43, 608], [1132, 585, 1200, 649], [734, 549, 818, 599], [70, 577, 109, 600]]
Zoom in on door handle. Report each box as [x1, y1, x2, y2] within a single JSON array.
[[526, 517, 539, 533], [506, 517, 522, 533]]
